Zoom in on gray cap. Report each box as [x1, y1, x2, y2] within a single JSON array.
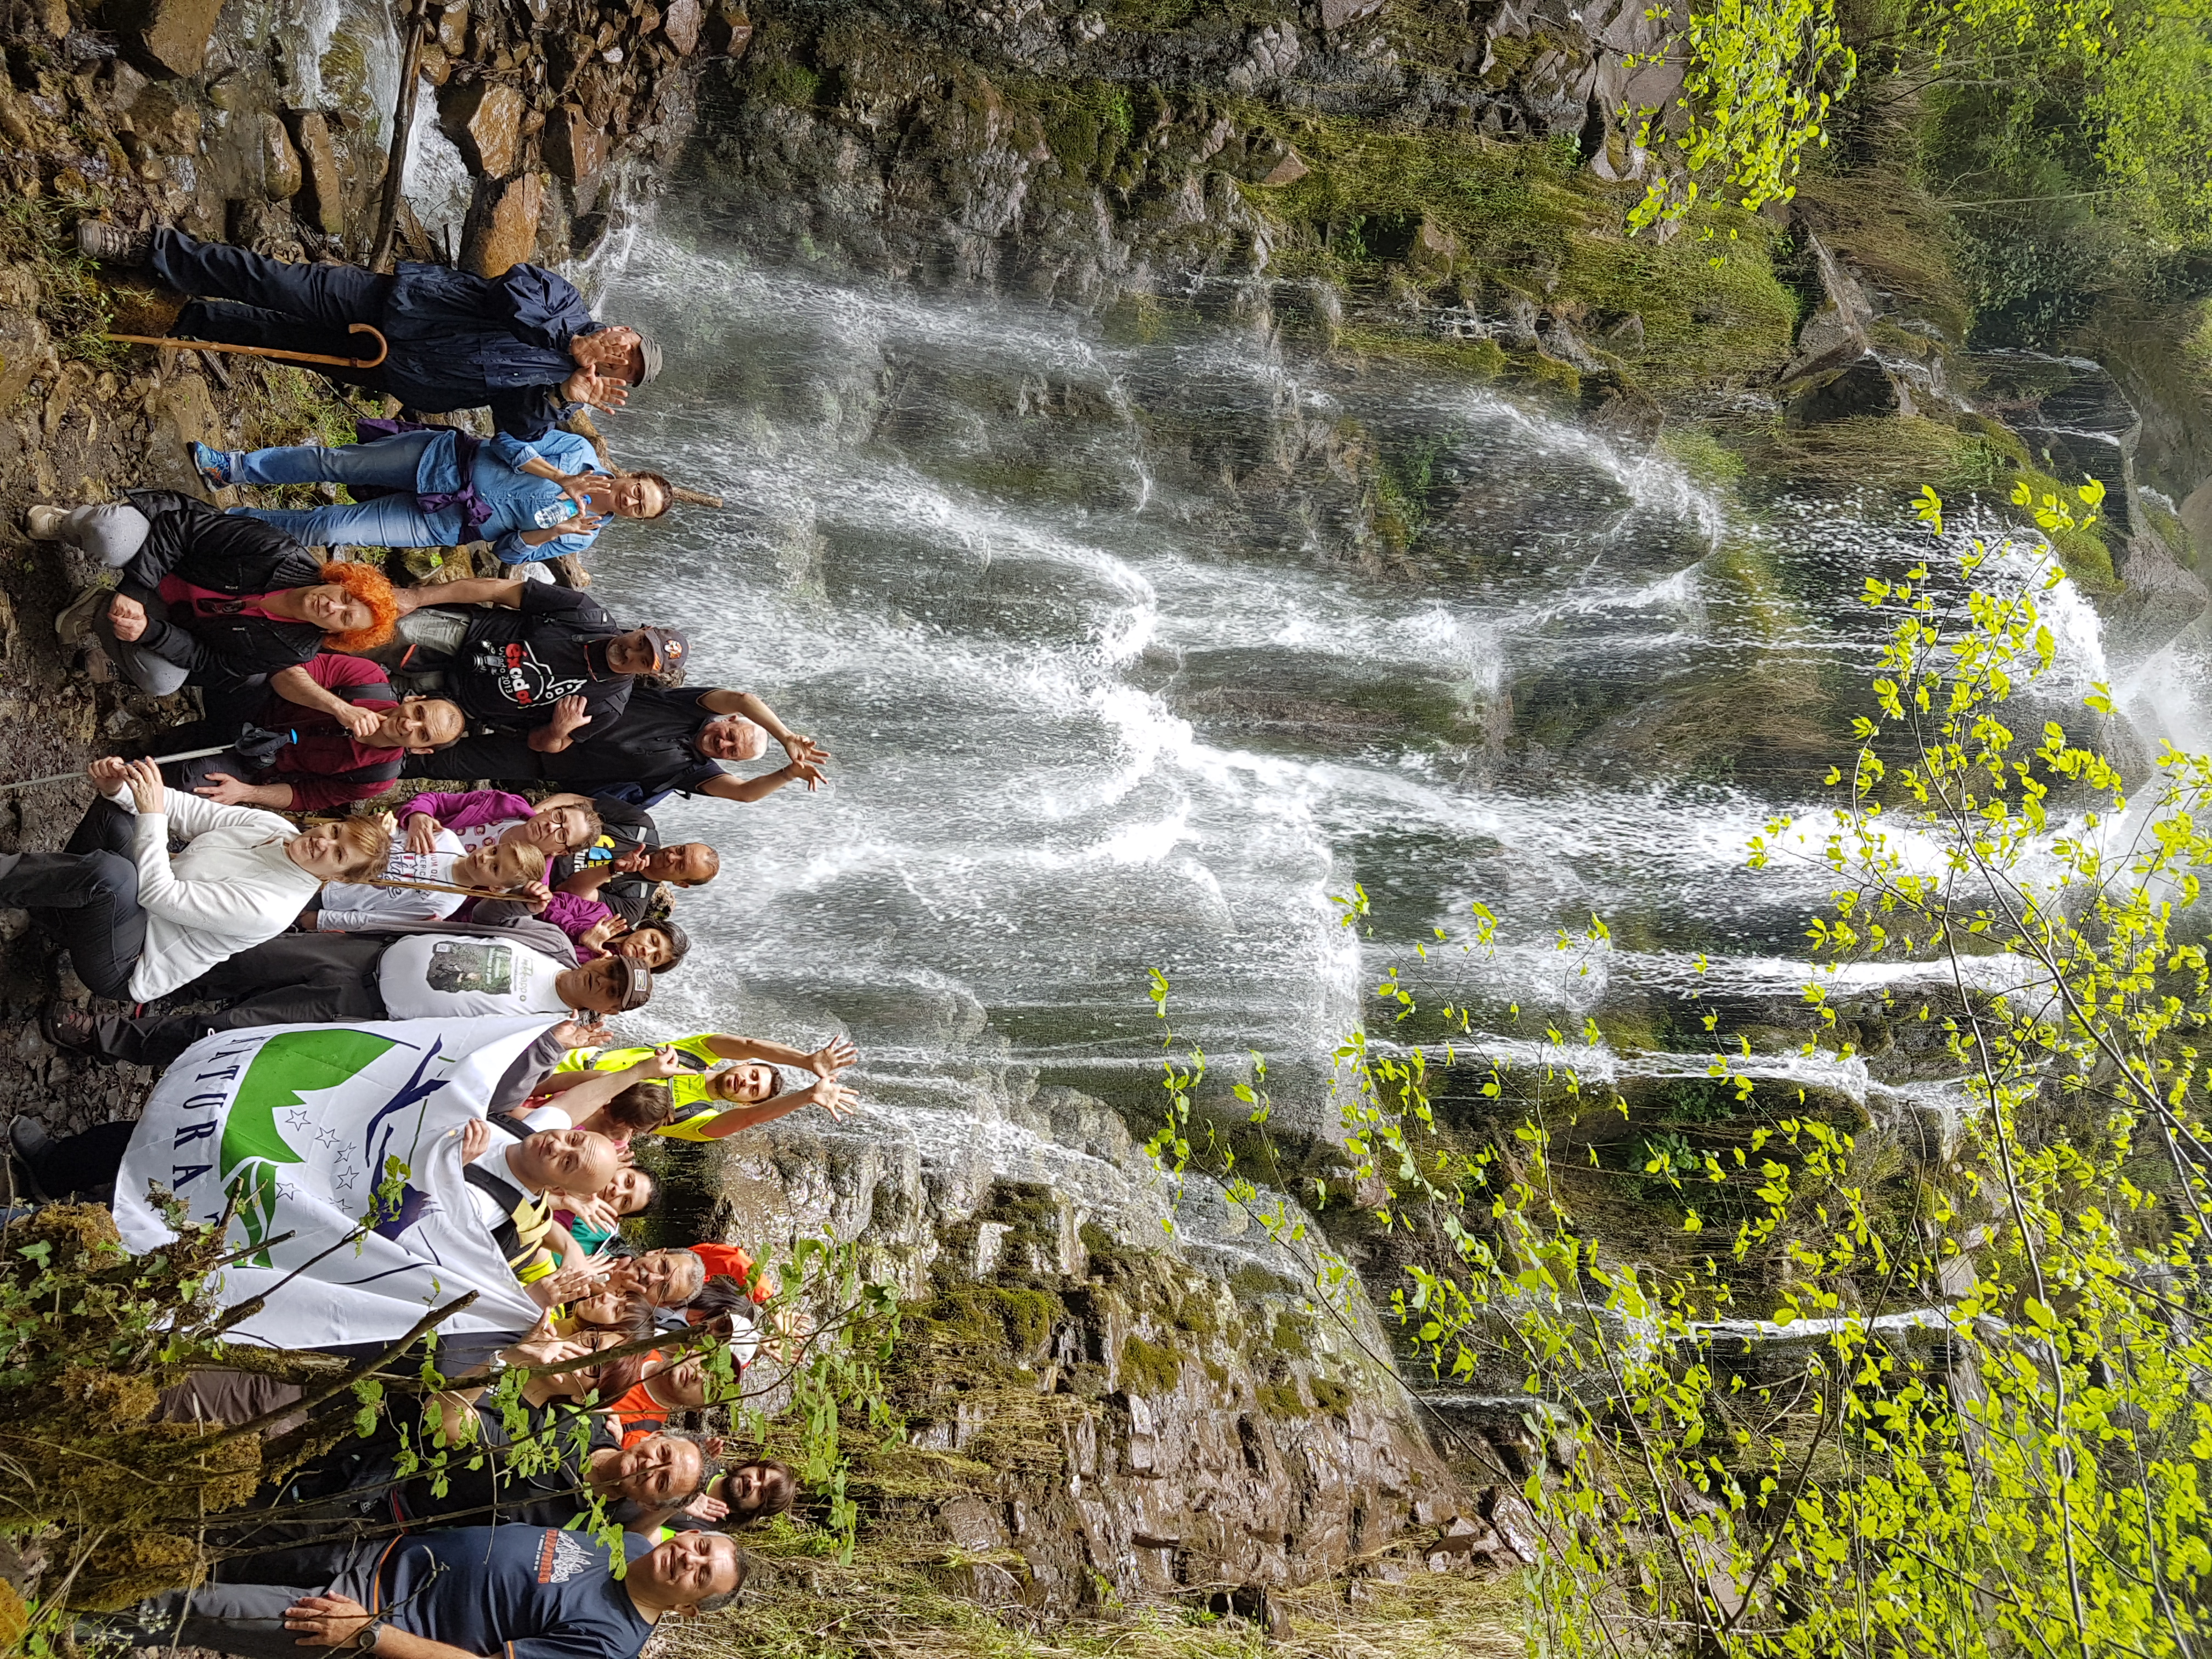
[[633, 331, 662, 387]]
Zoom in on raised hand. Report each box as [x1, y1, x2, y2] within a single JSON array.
[[637, 1044, 686, 1082], [550, 1018, 612, 1049], [804, 1079, 858, 1122], [533, 1255, 617, 1306], [334, 702, 382, 740], [783, 732, 831, 767], [459, 1119, 491, 1162], [809, 1036, 859, 1079]]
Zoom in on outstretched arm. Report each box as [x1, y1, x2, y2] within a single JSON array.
[[697, 758, 824, 804], [398, 578, 527, 611], [687, 1076, 858, 1140]]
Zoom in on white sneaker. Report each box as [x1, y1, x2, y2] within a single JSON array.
[[25, 505, 67, 539]]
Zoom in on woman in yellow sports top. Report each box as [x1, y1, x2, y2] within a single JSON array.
[[535, 1031, 859, 1141]]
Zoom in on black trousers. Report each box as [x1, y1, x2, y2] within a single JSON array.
[[0, 798, 147, 999], [22, 1119, 134, 1203], [151, 229, 395, 395], [93, 933, 391, 1068]]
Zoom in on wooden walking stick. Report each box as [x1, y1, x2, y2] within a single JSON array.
[[106, 323, 390, 371]]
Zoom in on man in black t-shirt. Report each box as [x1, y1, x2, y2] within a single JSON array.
[[96, 1523, 746, 1659], [388, 577, 689, 752], [404, 686, 827, 808], [549, 797, 720, 927]]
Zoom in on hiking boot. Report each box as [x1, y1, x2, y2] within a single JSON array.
[[39, 1006, 100, 1057], [53, 574, 116, 648], [6, 1117, 54, 1203], [76, 220, 153, 266], [190, 441, 237, 488], [25, 504, 68, 539]]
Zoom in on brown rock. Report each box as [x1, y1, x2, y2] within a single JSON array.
[[1319, 0, 1385, 26], [543, 104, 607, 189], [439, 77, 526, 177], [111, 0, 227, 76], [290, 110, 345, 235], [1257, 148, 1308, 187], [259, 110, 302, 199], [466, 171, 543, 275], [419, 43, 452, 86], [659, 0, 701, 52], [41, 0, 71, 38], [702, 3, 751, 55], [436, 0, 470, 57]]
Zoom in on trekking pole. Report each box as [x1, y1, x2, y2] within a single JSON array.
[[106, 324, 390, 371], [364, 876, 534, 902], [0, 744, 239, 794]]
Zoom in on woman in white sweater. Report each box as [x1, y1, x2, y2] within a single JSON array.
[[0, 757, 388, 1014]]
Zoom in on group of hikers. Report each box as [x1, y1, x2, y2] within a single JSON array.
[[3, 225, 854, 1659]]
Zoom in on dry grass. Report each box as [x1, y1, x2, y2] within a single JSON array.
[[662, 1516, 1528, 1659]]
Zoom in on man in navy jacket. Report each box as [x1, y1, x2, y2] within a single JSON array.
[[81, 224, 659, 442]]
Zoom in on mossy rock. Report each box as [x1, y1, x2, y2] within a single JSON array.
[[1120, 1333, 1183, 1394]]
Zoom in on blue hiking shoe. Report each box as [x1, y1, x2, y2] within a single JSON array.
[[190, 441, 236, 487]]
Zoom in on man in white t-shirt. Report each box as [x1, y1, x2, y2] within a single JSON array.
[[312, 835, 548, 932], [455, 1115, 625, 1303], [82, 922, 653, 1068]]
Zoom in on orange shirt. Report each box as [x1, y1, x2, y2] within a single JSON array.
[[690, 1242, 774, 1305], [607, 1355, 665, 1447]]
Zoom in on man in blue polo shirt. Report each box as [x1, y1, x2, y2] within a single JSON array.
[[95, 1525, 744, 1659]]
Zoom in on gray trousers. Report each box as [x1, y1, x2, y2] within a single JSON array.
[[53, 504, 191, 695], [98, 1539, 379, 1659]]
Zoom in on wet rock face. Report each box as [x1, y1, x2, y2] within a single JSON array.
[[684, 1059, 1480, 1612]]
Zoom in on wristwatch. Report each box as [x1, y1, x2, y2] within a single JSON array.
[[353, 1623, 381, 1650]]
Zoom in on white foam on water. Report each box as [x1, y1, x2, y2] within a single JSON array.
[[580, 231, 2157, 1171]]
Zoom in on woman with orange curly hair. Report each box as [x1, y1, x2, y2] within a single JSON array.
[[26, 489, 398, 719]]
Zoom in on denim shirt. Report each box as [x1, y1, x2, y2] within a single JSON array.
[[411, 428, 605, 564]]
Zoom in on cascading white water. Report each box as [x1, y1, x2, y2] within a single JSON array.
[[574, 231, 2121, 1173]]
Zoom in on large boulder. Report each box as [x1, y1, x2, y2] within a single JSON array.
[[289, 110, 346, 236], [438, 78, 526, 178], [543, 104, 607, 191], [259, 111, 301, 200], [1787, 354, 1911, 425], [108, 0, 224, 76], [465, 171, 544, 276]]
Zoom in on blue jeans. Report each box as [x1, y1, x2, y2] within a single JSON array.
[[231, 429, 460, 549]]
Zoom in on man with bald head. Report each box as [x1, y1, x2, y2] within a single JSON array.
[[403, 687, 826, 808]]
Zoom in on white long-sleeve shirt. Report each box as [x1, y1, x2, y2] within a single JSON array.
[[317, 827, 466, 932], [104, 781, 323, 1002]]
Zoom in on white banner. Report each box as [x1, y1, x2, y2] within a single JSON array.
[[114, 1016, 558, 1349]]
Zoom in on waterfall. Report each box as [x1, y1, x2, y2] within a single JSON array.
[[575, 229, 2118, 1164]]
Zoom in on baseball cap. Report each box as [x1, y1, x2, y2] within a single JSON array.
[[613, 957, 654, 1013], [633, 331, 663, 386], [634, 625, 688, 675]]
